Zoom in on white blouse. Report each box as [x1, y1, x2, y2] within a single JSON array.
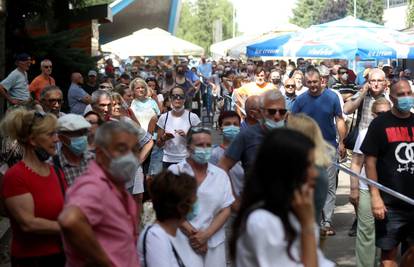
[[236, 209, 334, 267]]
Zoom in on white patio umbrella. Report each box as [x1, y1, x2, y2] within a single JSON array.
[[101, 27, 204, 58]]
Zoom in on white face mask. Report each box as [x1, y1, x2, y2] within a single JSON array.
[[171, 104, 185, 112], [341, 73, 349, 81], [105, 150, 140, 184]]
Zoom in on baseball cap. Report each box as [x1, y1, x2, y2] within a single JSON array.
[[15, 53, 31, 62], [58, 114, 91, 132], [88, 70, 97, 77]]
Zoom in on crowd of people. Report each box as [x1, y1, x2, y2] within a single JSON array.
[[0, 52, 413, 267]]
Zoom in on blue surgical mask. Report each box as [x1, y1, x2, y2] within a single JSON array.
[[191, 147, 212, 164], [396, 96, 414, 112], [68, 136, 88, 156], [222, 125, 240, 141], [186, 200, 200, 221], [262, 118, 285, 130]]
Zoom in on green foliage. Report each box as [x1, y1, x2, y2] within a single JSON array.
[[82, 0, 113, 7], [290, 0, 384, 27], [407, 0, 414, 27], [176, 0, 235, 54]]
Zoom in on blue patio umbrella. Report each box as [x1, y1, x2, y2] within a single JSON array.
[[247, 16, 414, 59]]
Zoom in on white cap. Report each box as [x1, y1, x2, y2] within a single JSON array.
[[58, 114, 91, 132], [88, 70, 97, 76]]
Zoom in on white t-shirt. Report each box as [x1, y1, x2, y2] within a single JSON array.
[[125, 166, 144, 195], [168, 161, 235, 248], [138, 224, 197, 267], [353, 128, 369, 190], [157, 111, 201, 163], [210, 146, 244, 197], [236, 209, 334, 267]]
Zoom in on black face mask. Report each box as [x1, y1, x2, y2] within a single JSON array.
[[34, 147, 51, 162], [272, 79, 281, 84], [177, 70, 185, 75]]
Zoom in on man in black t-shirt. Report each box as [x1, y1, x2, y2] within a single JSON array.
[[361, 80, 414, 266]]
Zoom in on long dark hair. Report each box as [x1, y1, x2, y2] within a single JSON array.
[[229, 128, 315, 261]]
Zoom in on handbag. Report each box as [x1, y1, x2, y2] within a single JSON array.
[[343, 99, 364, 150]]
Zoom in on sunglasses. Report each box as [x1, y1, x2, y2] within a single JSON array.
[[285, 84, 296, 88], [100, 86, 112, 90], [189, 126, 211, 134], [171, 94, 185, 100], [43, 65, 52, 69], [264, 108, 287, 116], [47, 98, 63, 104], [29, 111, 46, 132], [374, 111, 387, 116]]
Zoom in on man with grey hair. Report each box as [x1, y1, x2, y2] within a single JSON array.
[[219, 89, 287, 174], [83, 90, 112, 119], [29, 59, 56, 101], [40, 85, 65, 117], [344, 68, 389, 134], [58, 120, 141, 267]]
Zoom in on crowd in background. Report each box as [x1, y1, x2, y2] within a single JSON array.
[[0, 52, 413, 267]]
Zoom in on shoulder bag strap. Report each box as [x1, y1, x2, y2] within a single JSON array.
[[354, 98, 364, 128], [188, 111, 192, 127], [143, 224, 154, 267], [170, 242, 186, 267], [52, 155, 66, 197], [163, 111, 169, 130]]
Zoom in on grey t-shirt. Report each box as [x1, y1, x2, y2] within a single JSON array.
[[68, 83, 88, 115], [225, 123, 265, 172], [0, 68, 30, 101]]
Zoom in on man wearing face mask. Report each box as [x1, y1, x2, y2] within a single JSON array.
[[55, 114, 94, 186], [219, 90, 287, 174], [270, 70, 283, 91], [292, 69, 347, 235], [361, 80, 414, 267], [169, 127, 234, 267], [59, 121, 141, 267], [332, 66, 358, 102]]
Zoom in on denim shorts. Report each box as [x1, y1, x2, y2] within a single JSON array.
[[375, 207, 414, 250]]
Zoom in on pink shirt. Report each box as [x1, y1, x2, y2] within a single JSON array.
[[63, 160, 140, 267]]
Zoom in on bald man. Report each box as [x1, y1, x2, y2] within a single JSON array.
[[344, 68, 389, 133], [361, 80, 414, 267], [68, 72, 92, 114], [240, 95, 260, 129]]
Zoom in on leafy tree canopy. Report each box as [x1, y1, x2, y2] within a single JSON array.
[[290, 0, 384, 27]]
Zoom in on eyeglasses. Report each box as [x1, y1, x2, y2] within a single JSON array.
[[171, 94, 185, 100], [43, 65, 52, 69], [99, 86, 112, 90], [47, 98, 63, 104], [264, 108, 288, 116], [285, 84, 296, 88], [369, 79, 385, 84]]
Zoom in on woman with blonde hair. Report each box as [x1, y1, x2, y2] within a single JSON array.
[[0, 108, 66, 266], [287, 113, 335, 224], [129, 78, 160, 132]]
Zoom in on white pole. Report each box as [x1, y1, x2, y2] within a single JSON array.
[[354, 0, 357, 18]]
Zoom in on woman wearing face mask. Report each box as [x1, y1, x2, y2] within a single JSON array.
[[230, 129, 334, 267], [168, 127, 234, 267], [157, 86, 201, 169], [130, 78, 160, 132], [0, 109, 66, 266], [139, 171, 198, 267]]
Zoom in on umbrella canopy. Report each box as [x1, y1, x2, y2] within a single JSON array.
[[247, 16, 414, 59], [101, 27, 204, 58], [209, 23, 302, 59]]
